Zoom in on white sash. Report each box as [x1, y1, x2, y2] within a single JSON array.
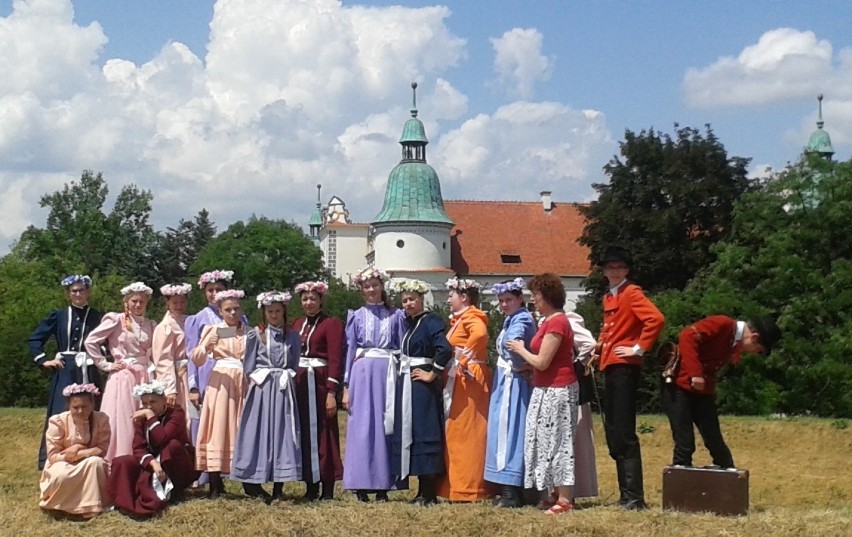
[[69, 352, 93, 384], [442, 346, 483, 420], [299, 357, 328, 483], [385, 354, 433, 479], [213, 357, 243, 371], [495, 352, 515, 472]]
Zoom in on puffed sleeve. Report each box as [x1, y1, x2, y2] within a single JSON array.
[[566, 312, 596, 364], [44, 414, 66, 464], [458, 311, 489, 366], [28, 309, 59, 366], [503, 312, 535, 369], [91, 411, 111, 454], [192, 325, 216, 366], [243, 329, 259, 374], [343, 310, 358, 385], [152, 321, 177, 395], [85, 313, 121, 371], [429, 314, 453, 370]]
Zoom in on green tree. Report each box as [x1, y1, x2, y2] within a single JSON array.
[[655, 155, 852, 417], [190, 216, 325, 323], [579, 125, 753, 296]]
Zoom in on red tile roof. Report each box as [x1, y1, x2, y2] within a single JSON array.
[[443, 200, 590, 276]]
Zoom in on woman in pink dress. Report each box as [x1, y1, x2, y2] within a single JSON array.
[[192, 289, 249, 498], [152, 283, 193, 426], [39, 383, 111, 518], [85, 282, 156, 463]]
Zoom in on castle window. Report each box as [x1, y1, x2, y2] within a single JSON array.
[[500, 253, 521, 264], [396, 240, 405, 248]]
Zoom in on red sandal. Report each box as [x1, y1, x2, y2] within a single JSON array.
[[546, 499, 574, 516]]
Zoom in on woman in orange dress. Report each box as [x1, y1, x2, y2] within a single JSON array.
[[437, 277, 492, 501], [39, 383, 111, 518], [192, 289, 249, 498], [152, 283, 193, 426]]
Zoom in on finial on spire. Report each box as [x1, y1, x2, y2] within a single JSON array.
[[316, 184, 322, 208], [816, 94, 825, 129], [410, 81, 418, 118]]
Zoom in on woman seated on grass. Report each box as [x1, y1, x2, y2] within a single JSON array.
[[39, 383, 111, 519]]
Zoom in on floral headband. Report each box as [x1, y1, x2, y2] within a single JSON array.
[[256, 290, 292, 308], [214, 289, 245, 303], [392, 279, 430, 295], [62, 383, 100, 397], [294, 281, 329, 295], [61, 274, 93, 288], [160, 283, 192, 296], [133, 380, 167, 398], [198, 269, 235, 289], [445, 277, 482, 291], [353, 266, 390, 284], [121, 282, 153, 296], [491, 277, 526, 295]]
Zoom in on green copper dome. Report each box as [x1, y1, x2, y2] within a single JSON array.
[[372, 82, 453, 226], [308, 208, 322, 226], [806, 94, 834, 159]]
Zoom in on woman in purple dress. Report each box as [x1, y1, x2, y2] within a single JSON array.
[[232, 291, 302, 502], [341, 267, 405, 502]]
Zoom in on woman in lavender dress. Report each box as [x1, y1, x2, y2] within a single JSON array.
[[232, 291, 302, 502], [341, 267, 405, 502]]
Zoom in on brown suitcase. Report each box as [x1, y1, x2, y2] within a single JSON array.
[[662, 465, 749, 516]]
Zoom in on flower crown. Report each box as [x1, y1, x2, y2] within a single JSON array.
[[197, 269, 235, 289], [491, 277, 526, 295], [160, 283, 192, 296], [445, 277, 482, 291], [353, 266, 390, 284], [62, 383, 100, 397], [214, 289, 245, 303], [256, 290, 292, 308], [121, 282, 153, 296], [61, 275, 92, 288], [294, 281, 329, 295], [133, 380, 167, 398], [392, 279, 430, 295]]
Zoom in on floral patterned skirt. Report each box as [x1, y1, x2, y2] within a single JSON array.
[[524, 383, 579, 491]]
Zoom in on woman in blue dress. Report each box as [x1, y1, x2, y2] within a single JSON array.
[[232, 291, 302, 502], [388, 279, 451, 505], [484, 278, 536, 507]]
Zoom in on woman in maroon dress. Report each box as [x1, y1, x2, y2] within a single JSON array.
[[109, 380, 199, 517], [291, 281, 345, 500]]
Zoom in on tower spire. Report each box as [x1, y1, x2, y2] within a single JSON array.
[[816, 93, 825, 129], [411, 81, 418, 118]]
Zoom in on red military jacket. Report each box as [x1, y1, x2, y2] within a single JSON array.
[[675, 315, 742, 395], [599, 282, 665, 371], [132, 405, 190, 469]]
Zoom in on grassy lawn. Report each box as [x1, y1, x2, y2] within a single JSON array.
[[0, 408, 849, 536]]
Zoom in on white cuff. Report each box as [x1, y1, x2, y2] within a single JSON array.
[[328, 377, 340, 385], [632, 344, 645, 356], [34, 353, 46, 363]]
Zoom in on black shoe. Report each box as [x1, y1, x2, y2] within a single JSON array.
[[375, 490, 389, 502], [621, 457, 647, 510], [409, 496, 438, 506], [355, 490, 371, 503], [494, 485, 522, 508], [243, 483, 272, 501], [303, 482, 320, 501], [320, 481, 335, 501], [623, 499, 648, 511]]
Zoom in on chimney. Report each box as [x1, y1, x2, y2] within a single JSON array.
[[540, 190, 553, 212]]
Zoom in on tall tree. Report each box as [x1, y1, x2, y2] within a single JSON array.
[[579, 125, 753, 295]]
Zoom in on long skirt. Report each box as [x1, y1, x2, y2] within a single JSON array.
[[39, 456, 111, 516], [390, 367, 445, 479], [484, 371, 531, 486], [175, 368, 192, 435], [437, 362, 492, 501], [343, 357, 396, 490], [524, 383, 579, 491], [295, 365, 343, 484], [573, 403, 599, 498], [101, 364, 148, 463], [232, 372, 302, 483], [195, 367, 247, 473], [109, 440, 199, 517]]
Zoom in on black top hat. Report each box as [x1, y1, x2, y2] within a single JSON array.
[[748, 317, 782, 355], [599, 246, 633, 267]]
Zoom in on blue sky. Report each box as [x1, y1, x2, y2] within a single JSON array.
[[1, 0, 850, 251]]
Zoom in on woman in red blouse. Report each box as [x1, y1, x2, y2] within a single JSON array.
[[506, 273, 577, 516]]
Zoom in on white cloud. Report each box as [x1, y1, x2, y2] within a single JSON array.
[[0, 0, 609, 252], [490, 28, 552, 99], [684, 28, 852, 108]]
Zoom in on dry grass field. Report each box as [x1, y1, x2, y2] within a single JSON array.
[[0, 408, 849, 537]]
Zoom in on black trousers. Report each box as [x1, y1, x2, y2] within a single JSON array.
[[603, 364, 642, 462], [661, 383, 734, 468]]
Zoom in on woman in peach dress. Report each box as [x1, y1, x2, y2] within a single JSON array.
[[152, 283, 193, 428], [85, 282, 156, 462], [192, 289, 249, 498], [39, 383, 111, 518]]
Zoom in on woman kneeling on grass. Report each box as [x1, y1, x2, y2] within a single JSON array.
[[39, 383, 111, 519], [506, 273, 579, 516]]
